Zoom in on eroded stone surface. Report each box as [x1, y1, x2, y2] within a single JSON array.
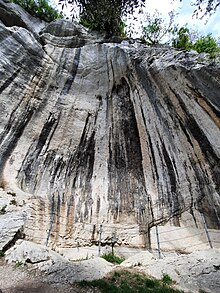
[[0, 211, 26, 250], [138, 249, 220, 293], [6, 240, 114, 282], [0, 2, 219, 251]]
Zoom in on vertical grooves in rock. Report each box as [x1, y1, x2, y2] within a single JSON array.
[[61, 48, 81, 95], [107, 77, 147, 225], [0, 68, 21, 94], [0, 22, 219, 247]]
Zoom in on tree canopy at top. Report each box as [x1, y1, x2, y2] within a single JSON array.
[[182, 0, 220, 16], [58, 0, 220, 37], [58, 0, 145, 36]]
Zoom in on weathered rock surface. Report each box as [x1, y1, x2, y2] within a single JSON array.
[[0, 1, 219, 252], [137, 249, 220, 293], [4, 241, 220, 293], [6, 240, 114, 282], [0, 211, 26, 250]]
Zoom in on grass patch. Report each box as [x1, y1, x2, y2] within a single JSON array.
[[101, 252, 125, 264], [162, 274, 174, 285], [78, 269, 183, 293], [15, 260, 23, 268]]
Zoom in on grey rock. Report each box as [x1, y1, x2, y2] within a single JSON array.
[[0, 211, 26, 250], [0, 1, 219, 252], [6, 240, 63, 265], [6, 240, 114, 282], [139, 249, 220, 293], [0, 0, 46, 35]]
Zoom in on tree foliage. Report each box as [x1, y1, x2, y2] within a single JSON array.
[[193, 34, 220, 58], [142, 10, 175, 45], [172, 25, 220, 59], [13, 0, 63, 22], [180, 0, 220, 16], [142, 12, 219, 59], [172, 27, 193, 50], [58, 0, 145, 37]]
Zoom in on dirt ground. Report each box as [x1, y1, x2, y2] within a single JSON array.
[[0, 259, 97, 293]]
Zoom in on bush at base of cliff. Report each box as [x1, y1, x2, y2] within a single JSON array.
[[12, 0, 63, 22], [101, 252, 125, 264], [78, 270, 183, 293]]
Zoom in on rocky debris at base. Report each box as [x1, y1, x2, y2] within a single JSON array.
[[3, 240, 220, 292], [0, 211, 26, 251], [126, 248, 220, 293], [6, 240, 114, 283]]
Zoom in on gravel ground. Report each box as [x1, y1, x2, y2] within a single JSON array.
[[0, 259, 98, 293]]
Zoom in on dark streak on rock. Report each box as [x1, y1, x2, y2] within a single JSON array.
[[0, 68, 21, 94], [46, 194, 56, 246], [134, 63, 162, 118], [169, 86, 220, 228], [17, 113, 60, 191], [107, 77, 146, 220], [61, 48, 81, 95], [162, 141, 176, 194], [186, 84, 220, 119], [0, 106, 35, 177]]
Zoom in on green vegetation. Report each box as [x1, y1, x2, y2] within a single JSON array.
[[78, 269, 183, 293], [58, 0, 145, 37], [101, 252, 125, 264], [0, 250, 5, 257], [13, 0, 63, 22], [193, 34, 220, 59], [9, 199, 17, 205], [172, 27, 220, 59], [172, 27, 193, 51], [0, 205, 7, 215], [162, 274, 173, 286], [15, 260, 23, 268], [141, 11, 219, 59], [142, 10, 175, 45]]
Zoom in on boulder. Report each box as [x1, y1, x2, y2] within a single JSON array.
[[0, 211, 26, 250]]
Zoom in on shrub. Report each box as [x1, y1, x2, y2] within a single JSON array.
[[58, 0, 145, 37], [162, 273, 173, 285], [101, 252, 125, 264], [13, 0, 63, 22], [193, 34, 220, 59], [172, 27, 193, 50]]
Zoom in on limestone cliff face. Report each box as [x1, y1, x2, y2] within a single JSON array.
[[0, 0, 220, 249]]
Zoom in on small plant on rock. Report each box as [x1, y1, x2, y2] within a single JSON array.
[[15, 260, 23, 268], [0, 205, 7, 214], [162, 273, 174, 285], [0, 250, 5, 257], [101, 252, 125, 264]]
